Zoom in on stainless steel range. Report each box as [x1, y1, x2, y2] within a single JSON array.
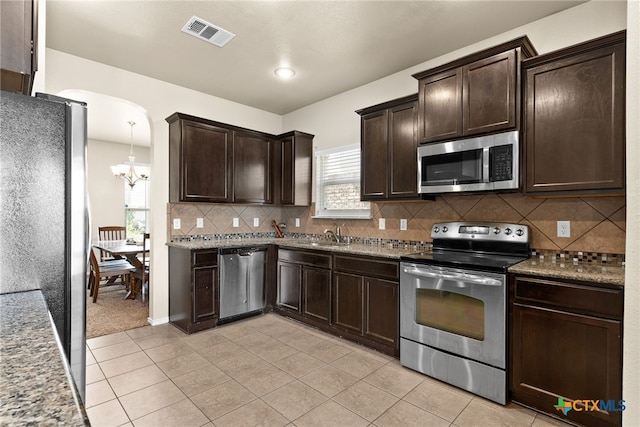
[[400, 222, 529, 404]]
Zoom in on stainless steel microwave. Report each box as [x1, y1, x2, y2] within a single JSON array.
[[418, 131, 519, 194]]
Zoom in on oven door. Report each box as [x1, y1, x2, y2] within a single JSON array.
[[400, 262, 506, 368]]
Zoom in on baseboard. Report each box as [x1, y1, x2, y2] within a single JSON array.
[[147, 316, 169, 326]]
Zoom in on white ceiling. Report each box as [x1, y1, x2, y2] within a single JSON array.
[[46, 0, 585, 145]]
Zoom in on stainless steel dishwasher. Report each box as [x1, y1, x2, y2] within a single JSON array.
[[218, 246, 266, 321]]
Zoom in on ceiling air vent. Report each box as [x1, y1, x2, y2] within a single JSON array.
[[181, 16, 235, 47]]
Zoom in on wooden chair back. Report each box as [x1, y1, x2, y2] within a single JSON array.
[[97, 226, 126, 261]]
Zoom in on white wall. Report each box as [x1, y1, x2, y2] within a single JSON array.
[[87, 139, 150, 237], [623, 1, 640, 424]]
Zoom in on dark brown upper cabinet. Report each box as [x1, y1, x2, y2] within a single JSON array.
[[275, 131, 313, 206], [167, 113, 270, 203], [169, 116, 232, 203], [167, 112, 312, 205], [357, 94, 419, 201], [233, 130, 272, 204], [413, 37, 537, 144], [0, 0, 38, 95], [522, 31, 626, 195]]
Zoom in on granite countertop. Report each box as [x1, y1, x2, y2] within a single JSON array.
[[0, 290, 88, 426], [167, 237, 421, 259], [168, 237, 626, 285], [509, 257, 625, 287]]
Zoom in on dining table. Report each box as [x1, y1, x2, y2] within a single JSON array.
[[92, 239, 149, 299]]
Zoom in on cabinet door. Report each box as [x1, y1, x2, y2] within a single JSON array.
[[277, 261, 302, 312], [389, 101, 418, 198], [182, 121, 232, 202], [332, 272, 363, 334], [279, 133, 313, 206], [279, 136, 295, 205], [417, 68, 462, 143], [361, 109, 389, 199], [511, 303, 622, 427], [193, 265, 218, 322], [363, 277, 398, 348], [463, 50, 516, 136], [524, 41, 625, 193], [233, 131, 272, 203], [302, 266, 331, 323]]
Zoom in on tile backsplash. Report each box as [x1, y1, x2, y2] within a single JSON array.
[[168, 193, 625, 255]]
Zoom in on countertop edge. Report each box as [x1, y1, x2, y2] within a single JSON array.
[[509, 259, 624, 287], [167, 238, 417, 259], [0, 290, 89, 426]]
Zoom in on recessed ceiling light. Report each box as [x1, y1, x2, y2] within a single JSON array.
[[274, 67, 295, 79]]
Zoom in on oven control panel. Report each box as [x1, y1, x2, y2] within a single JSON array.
[[431, 222, 528, 243]]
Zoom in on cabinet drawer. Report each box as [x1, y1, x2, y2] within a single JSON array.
[[192, 250, 218, 266], [334, 255, 398, 281], [512, 276, 623, 319], [278, 249, 331, 268]]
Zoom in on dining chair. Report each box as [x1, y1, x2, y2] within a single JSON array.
[[133, 233, 150, 303], [97, 226, 126, 261], [89, 250, 136, 303]]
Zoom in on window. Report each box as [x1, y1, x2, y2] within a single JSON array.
[[124, 177, 149, 241], [315, 144, 370, 219]]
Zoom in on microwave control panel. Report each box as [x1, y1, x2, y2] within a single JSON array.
[[489, 145, 513, 182]]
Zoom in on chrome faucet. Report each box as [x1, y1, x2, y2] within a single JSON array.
[[324, 229, 339, 243], [323, 223, 343, 243]]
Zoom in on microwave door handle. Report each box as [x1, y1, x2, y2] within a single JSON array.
[[402, 267, 502, 287], [483, 147, 490, 183]]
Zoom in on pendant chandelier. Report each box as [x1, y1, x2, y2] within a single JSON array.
[[110, 121, 149, 188]]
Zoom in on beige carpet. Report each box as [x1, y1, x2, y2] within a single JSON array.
[[86, 286, 149, 339]]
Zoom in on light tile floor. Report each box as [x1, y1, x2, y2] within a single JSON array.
[[85, 313, 571, 427]]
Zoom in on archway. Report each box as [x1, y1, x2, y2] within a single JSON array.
[[58, 90, 154, 337]]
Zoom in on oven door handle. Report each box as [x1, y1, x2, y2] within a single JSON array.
[[402, 267, 503, 287]]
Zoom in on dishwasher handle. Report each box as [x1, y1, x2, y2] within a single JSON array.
[[219, 246, 267, 256]]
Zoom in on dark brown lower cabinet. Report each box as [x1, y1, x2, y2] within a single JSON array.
[[169, 247, 219, 334], [363, 276, 398, 347], [276, 248, 331, 327], [332, 255, 399, 356], [332, 272, 363, 334], [275, 249, 399, 357], [302, 267, 331, 322], [276, 261, 302, 312], [193, 264, 218, 323], [510, 275, 623, 427]]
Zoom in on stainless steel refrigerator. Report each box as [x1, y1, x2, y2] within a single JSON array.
[[0, 91, 88, 401]]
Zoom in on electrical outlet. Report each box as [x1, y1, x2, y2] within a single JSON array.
[[196, 218, 204, 228], [295, 218, 300, 228], [253, 218, 259, 227], [379, 218, 386, 230], [173, 218, 181, 230], [557, 220, 571, 238], [400, 219, 408, 231], [232, 217, 239, 228]]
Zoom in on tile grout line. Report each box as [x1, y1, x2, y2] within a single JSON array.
[[86, 314, 560, 427]]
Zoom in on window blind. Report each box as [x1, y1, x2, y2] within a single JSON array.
[[315, 145, 370, 219]]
